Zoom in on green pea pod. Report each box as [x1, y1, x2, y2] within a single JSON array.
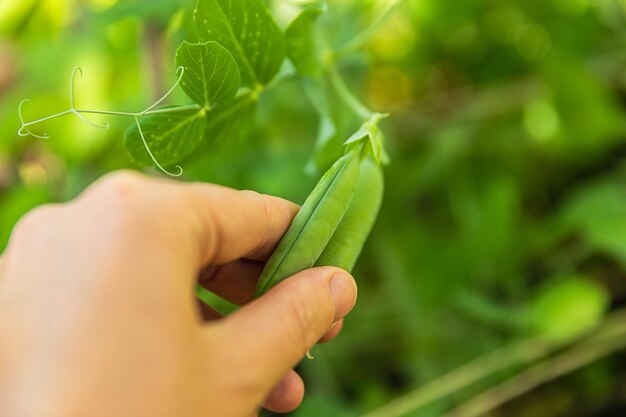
[[255, 147, 362, 296], [315, 157, 384, 272]]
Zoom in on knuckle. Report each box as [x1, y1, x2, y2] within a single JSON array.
[[81, 171, 150, 224], [13, 204, 62, 234], [92, 171, 145, 202], [10, 203, 66, 245]]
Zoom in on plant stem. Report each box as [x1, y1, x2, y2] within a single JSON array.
[[362, 338, 556, 417], [442, 321, 626, 417], [362, 309, 626, 417], [196, 285, 239, 316], [335, 0, 407, 57], [327, 62, 373, 120]]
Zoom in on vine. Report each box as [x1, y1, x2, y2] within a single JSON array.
[[17, 0, 405, 178], [17, 66, 201, 176]]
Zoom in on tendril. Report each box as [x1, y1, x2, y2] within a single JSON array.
[[16, 67, 194, 178], [18, 99, 51, 139], [69, 67, 110, 130], [134, 117, 183, 178], [142, 66, 186, 115]]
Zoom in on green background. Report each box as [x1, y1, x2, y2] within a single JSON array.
[[1, 0, 626, 416]]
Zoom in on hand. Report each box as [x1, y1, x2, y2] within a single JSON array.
[[0, 171, 358, 417]]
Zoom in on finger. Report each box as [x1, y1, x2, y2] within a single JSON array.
[[208, 267, 357, 397], [200, 266, 346, 337], [198, 260, 264, 306], [182, 185, 299, 265], [263, 370, 304, 414], [0, 257, 5, 288], [81, 172, 299, 271], [319, 320, 344, 344]]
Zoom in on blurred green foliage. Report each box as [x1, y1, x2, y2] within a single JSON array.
[[1, 0, 626, 416]]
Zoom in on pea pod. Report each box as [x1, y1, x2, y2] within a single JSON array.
[[255, 146, 362, 296], [314, 157, 384, 272]]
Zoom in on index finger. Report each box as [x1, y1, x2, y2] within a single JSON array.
[[83, 172, 299, 269], [184, 185, 299, 265]]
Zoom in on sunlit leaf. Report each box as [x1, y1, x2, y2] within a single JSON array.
[[193, 0, 286, 87], [176, 42, 241, 109], [175, 41, 241, 109]]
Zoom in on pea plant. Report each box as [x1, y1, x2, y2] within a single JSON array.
[[17, 0, 399, 306]]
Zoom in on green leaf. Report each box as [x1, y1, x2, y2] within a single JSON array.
[[193, 0, 286, 87], [285, 4, 326, 77], [175, 41, 241, 109], [344, 113, 390, 165], [528, 276, 609, 342], [202, 94, 257, 150], [124, 108, 207, 168], [561, 179, 626, 265]]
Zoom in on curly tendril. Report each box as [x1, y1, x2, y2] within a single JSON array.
[[133, 116, 183, 178], [17, 66, 193, 177], [69, 67, 110, 131]]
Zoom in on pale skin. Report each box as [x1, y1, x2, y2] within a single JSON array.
[[0, 171, 358, 417]]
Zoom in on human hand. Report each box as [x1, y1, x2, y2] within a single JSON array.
[[0, 171, 358, 417]]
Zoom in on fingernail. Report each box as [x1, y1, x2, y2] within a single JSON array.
[[329, 273, 358, 321]]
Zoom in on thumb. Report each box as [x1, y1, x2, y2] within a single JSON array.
[[211, 266, 357, 389]]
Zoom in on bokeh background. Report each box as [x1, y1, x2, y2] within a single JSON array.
[[1, 0, 626, 416]]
